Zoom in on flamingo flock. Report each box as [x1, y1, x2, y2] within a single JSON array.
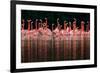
[[21, 18, 90, 62]]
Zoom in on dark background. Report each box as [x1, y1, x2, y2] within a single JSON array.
[[21, 10, 90, 30]]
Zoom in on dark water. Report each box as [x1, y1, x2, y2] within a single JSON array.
[[21, 33, 90, 63]]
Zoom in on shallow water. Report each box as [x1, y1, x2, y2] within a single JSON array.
[[21, 32, 90, 63]]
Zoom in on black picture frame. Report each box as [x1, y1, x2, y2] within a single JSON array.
[[10, 0, 97, 72]]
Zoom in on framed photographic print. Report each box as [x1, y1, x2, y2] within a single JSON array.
[[10, 0, 97, 72]]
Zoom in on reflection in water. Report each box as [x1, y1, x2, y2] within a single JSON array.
[[21, 30, 90, 63]]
